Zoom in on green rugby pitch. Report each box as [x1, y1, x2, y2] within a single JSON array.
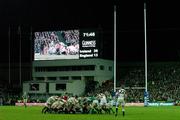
[[0, 106, 180, 120]]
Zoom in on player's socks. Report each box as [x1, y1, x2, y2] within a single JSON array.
[[116, 108, 118, 113], [122, 109, 125, 116], [115, 108, 118, 117]]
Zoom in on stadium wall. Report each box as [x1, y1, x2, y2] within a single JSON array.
[[23, 58, 113, 96], [23, 82, 46, 94], [66, 80, 85, 95]]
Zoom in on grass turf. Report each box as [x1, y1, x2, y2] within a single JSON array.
[[0, 106, 180, 120]]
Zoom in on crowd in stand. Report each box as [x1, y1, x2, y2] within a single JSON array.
[[122, 64, 180, 103], [148, 66, 180, 102], [89, 63, 180, 103]]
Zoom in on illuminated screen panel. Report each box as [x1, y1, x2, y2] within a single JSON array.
[[79, 30, 99, 59], [34, 30, 79, 60]]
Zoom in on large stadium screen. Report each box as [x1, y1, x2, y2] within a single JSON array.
[[34, 29, 99, 60], [34, 30, 80, 60]]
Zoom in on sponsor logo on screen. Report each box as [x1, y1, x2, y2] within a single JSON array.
[[82, 40, 96, 47]]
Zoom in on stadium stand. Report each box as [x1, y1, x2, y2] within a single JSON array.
[[122, 62, 180, 103], [89, 62, 180, 103], [2, 62, 180, 105]]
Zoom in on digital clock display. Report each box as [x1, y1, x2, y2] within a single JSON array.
[[83, 32, 95, 37]]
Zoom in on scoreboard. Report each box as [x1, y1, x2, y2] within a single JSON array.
[[79, 30, 99, 59]]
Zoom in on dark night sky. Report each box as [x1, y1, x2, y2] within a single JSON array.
[[1, 0, 180, 63]]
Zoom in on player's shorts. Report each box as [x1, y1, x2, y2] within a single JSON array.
[[109, 100, 114, 106], [23, 99, 28, 103], [92, 100, 99, 104], [100, 99, 107, 106], [116, 98, 125, 106], [51, 102, 59, 109]]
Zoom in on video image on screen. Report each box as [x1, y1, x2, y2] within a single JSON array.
[[34, 30, 79, 60]]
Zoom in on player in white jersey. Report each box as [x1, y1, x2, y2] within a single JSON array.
[[115, 87, 126, 117], [22, 91, 29, 108], [99, 93, 107, 106]]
